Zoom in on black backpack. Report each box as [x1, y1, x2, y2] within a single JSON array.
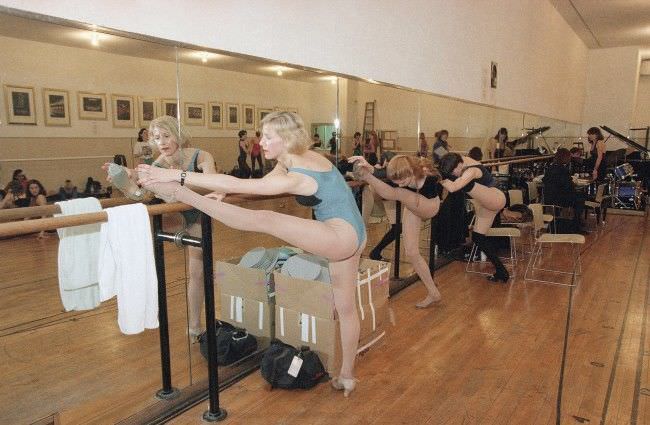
[[198, 320, 258, 366], [260, 339, 328, 389]]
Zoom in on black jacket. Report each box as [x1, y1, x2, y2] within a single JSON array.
[[543, 163, 575, 207]]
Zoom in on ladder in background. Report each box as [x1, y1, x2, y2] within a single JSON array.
[[362, 101, 376, 140]]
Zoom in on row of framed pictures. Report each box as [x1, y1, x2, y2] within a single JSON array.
[[3, 84, 298, 129]]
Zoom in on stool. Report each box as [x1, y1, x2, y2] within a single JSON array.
[[524, 233, 585, 287]]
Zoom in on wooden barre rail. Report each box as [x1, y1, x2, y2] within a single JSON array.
[[481, 154, 554, 166], [0, 192, 298, 238], [0, 197, 135, 222]]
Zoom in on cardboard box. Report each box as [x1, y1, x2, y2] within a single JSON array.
[[215, 257, 273, 302], [274, 299, 388, 374], [273, 258, 390, 319], [220, 293, 274, 347]]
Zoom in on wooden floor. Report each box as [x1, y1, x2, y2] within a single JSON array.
[[1, 199, 648, 424], [170, 213, 650, 425], [0, 197, 414, 425]]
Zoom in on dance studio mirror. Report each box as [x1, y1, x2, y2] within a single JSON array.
[[0, 13, 193, 424], [174, 46, 338, 383]]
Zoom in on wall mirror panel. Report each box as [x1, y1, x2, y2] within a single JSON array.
[[0, 13, 193, 424]]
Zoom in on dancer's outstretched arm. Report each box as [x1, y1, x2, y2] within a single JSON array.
[[440, 167, 481, 193], [138, 163, 313, 196]]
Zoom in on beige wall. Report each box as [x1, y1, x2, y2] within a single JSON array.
[[581, 46, 642, 150], [0, 0, 588, 123], [0, 35, 335, 190], [633, 76, 650, 127]]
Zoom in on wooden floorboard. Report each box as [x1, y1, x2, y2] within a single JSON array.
[[1, 199, 648, 425], [169, 213, 650, 425]]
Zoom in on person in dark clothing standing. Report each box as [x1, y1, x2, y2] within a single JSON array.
[[237, 129, 251, 178]]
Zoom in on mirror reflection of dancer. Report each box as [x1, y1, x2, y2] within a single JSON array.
[[103, 116, 216, 338], [138, 112, 366, 397], [438, 153, 508, 282], [349, 154, 443, 308]]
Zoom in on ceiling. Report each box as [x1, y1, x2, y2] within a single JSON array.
[[0, 13, 335, 84], [550, 0, 650, 49]]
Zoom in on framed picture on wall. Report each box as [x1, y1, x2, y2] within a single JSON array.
[[139, 97, 158, 127], [274, 106, 298, 114], [77, 91, 107, 120], [208, 101, 223, 128], [111, 94, 135, 128], [184, 102, 205, 126], [4, 85, 36, 125], [42, 88, 70, 126], [257, 108, 272, 129], [242, 104, 255, 129], [226, 103, 239, 129], [161, 98, 178, 119]]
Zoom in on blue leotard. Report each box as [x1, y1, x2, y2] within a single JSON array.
[[288, 166, 366, 248]]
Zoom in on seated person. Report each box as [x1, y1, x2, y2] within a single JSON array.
[[468, 146, 483, 161], [569, 147, 585, 175], [542, 148, 586, 232], [58, 179, 79, 201]]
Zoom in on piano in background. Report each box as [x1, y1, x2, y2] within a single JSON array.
[[601, 125, 650, 190]]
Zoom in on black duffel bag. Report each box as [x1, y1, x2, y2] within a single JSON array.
[[260, 339, 328, 389], [198, 320, 258, 366]]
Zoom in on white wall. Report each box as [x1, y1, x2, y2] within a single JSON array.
[[581, 46, 641, 149], [633, 76, 650, 127], [0, 0, 589, 123]]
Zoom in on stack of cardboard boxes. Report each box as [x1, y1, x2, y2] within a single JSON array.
[[274, 258, 390, 373], [215, 253, 390, 374], [215, 257, 275, 347]]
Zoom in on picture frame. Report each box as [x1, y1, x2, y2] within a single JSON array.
[[42, 88, 70, 126], [226, 103, 239, 129], [4, 85, 36, 125], [242, 104, 255, 129], [183, 102, 205, 126], [491, 61, 498, 89], [161, 98, 179, 119], [257, 108, 272, 129], [77, 91, 107, 120], [208, 101, 223, 129], [111, 94, 135, 128], [139, 97, 158, 127], [274, 106, 298, 114]]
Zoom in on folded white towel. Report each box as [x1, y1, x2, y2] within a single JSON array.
[[98, 203, 158, 334], [55, 198, 102, 311]]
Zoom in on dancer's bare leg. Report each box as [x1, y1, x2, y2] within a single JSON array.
[[364, 174, 439, 219], [329, 239, 366, 379], [402, 208, 441, 307], [186, 245, 204, 335], [176, 188, 359, 261]]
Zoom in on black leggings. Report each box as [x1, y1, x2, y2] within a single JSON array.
[[251, 154, 263, 173], [472, 231, 509, 279]]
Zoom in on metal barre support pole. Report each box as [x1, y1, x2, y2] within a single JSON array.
[[392, 201, 402, 279], [152, 214, 179, 400], [200, 212, 228, 422]]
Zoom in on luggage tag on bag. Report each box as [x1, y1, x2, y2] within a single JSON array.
[[287, 355, 304, 378]]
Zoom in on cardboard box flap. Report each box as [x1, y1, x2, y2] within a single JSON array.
[[216, 257, 272, 302]]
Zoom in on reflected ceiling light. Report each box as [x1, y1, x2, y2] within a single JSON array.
[[366, 78, 378, 84], [276, 70, 283, 76], [334, 118, 340, 129], [330, 76, 337, 85], [91, 31, 99, 47], [201, 52, 208, 63]]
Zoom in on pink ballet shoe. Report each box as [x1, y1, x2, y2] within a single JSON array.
[[331, 376, 358, 397]]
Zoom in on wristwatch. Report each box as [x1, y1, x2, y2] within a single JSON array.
[[180, 171, 187, 186]]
